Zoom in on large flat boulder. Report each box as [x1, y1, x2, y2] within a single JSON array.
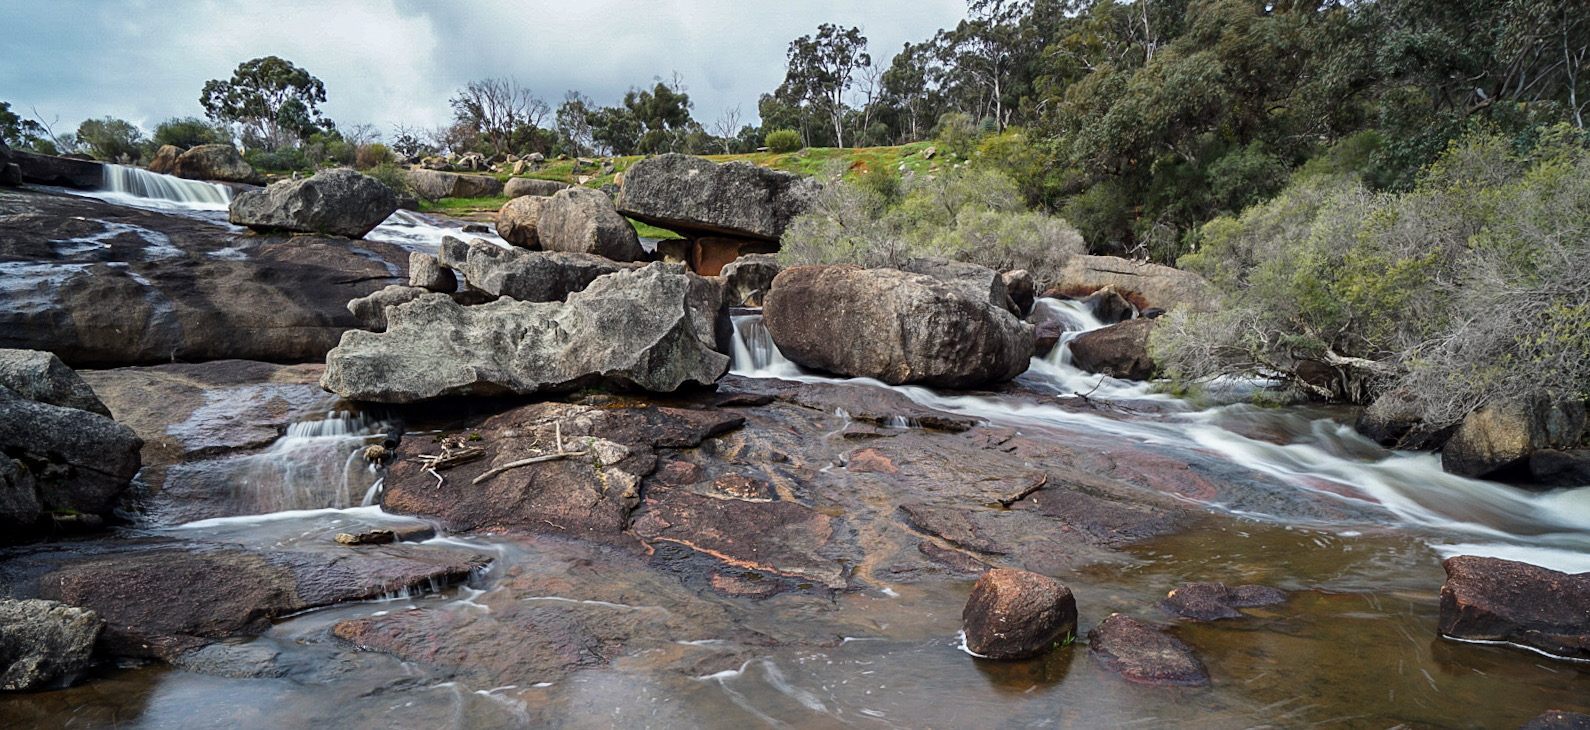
[[762, 265, 1033, 388], [322, 263, 728, 403], [230, 168, 398, 238], [0, 189, 407, 367], [617, 153, 819, 241], [405, 169, 503, 200], [539, 186, 645, 261], [171, 144, 262, 185], [504, 177, 569, 198], [9, 149, 103, 189], [0, 349, 111, 417], [1068, 319, 1158, 381], [1052, 255, 1216, 313], [437, 235, 641, 302], [1442, 395, 1587, 479], [1440, 555, 1590, 660]]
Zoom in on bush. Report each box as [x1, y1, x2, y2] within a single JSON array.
[[153, 117, 224, 149], [364, 162, 411, 195], [354, 143, 394, 169], [1153, 126, 1590, 418], [765, 129, 802, 153], [75, 117, 144, 162], [243, 146, 309, 172]]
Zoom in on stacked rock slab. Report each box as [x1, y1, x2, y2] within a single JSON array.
[[322, 263, 727, 403], [617, 153, 819, 274], [763, 265, 1033, 388], [438, 236, 642, 303]]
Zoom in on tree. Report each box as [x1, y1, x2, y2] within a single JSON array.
[[711, 105, 742, 154], [75, 117, 145, 162], [389, 123, 432, 159], [0, 101, 46, 148], [201, 56, 330, 150], [782, 24, 871, 148], [556, 92, 598, 157], [584, 77, 698, 155], [449, 77, 549, 156], [153, 117, 224, 149]]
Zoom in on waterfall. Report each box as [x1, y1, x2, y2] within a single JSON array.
[[100, 164, 232, 207], [231, 409, 388, 515], [728, 312, 804, 378]]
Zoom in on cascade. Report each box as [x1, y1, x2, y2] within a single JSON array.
[[100, 164, 231, 207]]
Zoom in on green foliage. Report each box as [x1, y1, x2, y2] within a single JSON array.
[[364, 162, 411, 195], [201, 56, 330, 151], [242, 146, 308, 173], [153, 117, 225, 149], [74, 117, 145, 162], [765, 129, 803, 153], [355, 143, 394, 169]]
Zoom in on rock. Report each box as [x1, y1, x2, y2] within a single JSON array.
[[347, 285, 427, 332], [436, 236, 642, 303], [1443, 395, 1587, 479], [321, 263, 728, 403], [229, 168, 398, 238], [1003, 270, 1035, 317], [961, 569, 1078, 659], [452, 173, 503, 199], [1160, 582, 1287, 620], [719, 253, 781, 308], [171, 144, 262, 185], [1520, 711, 1590, 730], [617, 153, 819, 241], [0, 386, 142, 527], [1439, 555, 1590, 660], [633, 486, 844, 588], [762, 266, 1033, 388], [0, 457, 41, 532], [407, 252, 456, 292], [1053, 255, 1216, 313], [146, 144, 181, 174], [898, 257, 1016, 314], [405, 169, 496, 200], [9, 149, 104, 188], [335, 530, 396, 545], [1079, 287, 1135, 324], [539, 187, 645, 261], [495, 195, 548, 248], [1356, 387, 1457, 451], [504, 177, 570, 198], [0, 349, 112, 417], [0, 599, 102, 691], [1, 163, 20, 187], [1033, 320, 1062, 357], [1140, 307, 1166, 319], [1068, 319, 1157, 381], [689, 236, 778, 276], [1530, 450, 1590, 488], [1088, 614, 1209, 685]]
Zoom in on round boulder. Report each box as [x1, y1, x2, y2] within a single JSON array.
[[1068, 319, 1157, 381], [229, 168, 399, 239], [538, 187, 645, 262], [496, 195, 548, 248], [504, 177, 570, 199], [961, 568, 1078, 660], [172, 144, 262, 185], [763, 265, 1033, 388]]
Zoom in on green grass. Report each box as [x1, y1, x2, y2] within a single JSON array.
[[630, 219, 684, 239], [416, 196, 509, 213]]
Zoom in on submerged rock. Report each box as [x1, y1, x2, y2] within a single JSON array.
[[1520, 711, 1590, 730], [1068, 319, 1157, 381], [0, 599, 102, 691], [1439, 555, 1590, 660], [1160, 582, 1287, 621], [1442, 395, 1587, 480], [1088, 614, 1209, 685], [229, 168, 398, 238], [762, 265, 1032, 388], [437, 235, 641, 302], [322, 263, 726, 403], [617, 153, 819, 240], [961, 569, 1078, 660]]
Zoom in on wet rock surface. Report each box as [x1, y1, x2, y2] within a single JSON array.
[[1088, 614, 1209, 685], [1160, 582, 1287, 620], [0, 189, 408, 367], [0, 348, 112, 417], [1442, 395, 1587, 480], [961, 569, 1078, 659], [1521, 711, 1590, 730], [763, 265, 1033, 388], [1440, 555, 1590, 660], [0, 598, 102, 691], [322, 263, 727, 402]]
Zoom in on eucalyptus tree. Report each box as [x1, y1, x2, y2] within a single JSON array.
[[201, 56, 331, 150], [782, 24, 871, 148]]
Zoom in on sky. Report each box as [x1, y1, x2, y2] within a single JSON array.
[[0, 0, 969, 139]]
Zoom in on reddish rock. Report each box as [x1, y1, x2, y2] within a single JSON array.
[[708, 474, 775, 501], [1088, 614, 1208, 685], [847, 448, 898, 474], [1068, 319, 1157, 381], [1018, 488, 1184, 547], [1033, 320, 1063, 357], [653, 459, 705, 487], [631, 486, 845, 589], [901, 503, 1009, 554], [1160, 582, 1287, 620], [919, 541, 992, 575], [1440, 555, 1590, 660], [961, 569, 1077, 660]]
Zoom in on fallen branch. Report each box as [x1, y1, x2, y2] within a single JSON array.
[[472, 450, 588, 485], [997, 474, 1049, 508]]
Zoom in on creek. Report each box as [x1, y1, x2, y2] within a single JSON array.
[[4, 170, 1587, 729]]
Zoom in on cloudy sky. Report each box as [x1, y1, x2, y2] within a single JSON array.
[[2, 0, 969, 139]]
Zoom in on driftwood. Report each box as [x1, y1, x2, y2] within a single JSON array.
[[472, 450, 588, 485], [997, 474, 1049, 508]]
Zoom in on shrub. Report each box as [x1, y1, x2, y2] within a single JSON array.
[[75, 117, 144, 162], [153, 117, 224, 149], [765, 129, 802, 153], [364, 162, 411, 195], [354, 143, 394, 169], [243, 146, 309, 172]]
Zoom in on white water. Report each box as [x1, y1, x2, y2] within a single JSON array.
[[726, 302, 1590, 573], [100, 164, 232, 208], [227, 409, 389, 516]]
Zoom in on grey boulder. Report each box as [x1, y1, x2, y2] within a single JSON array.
[[0, 599, 102, 691], [322, 263, 728, 403], [0, 349, 113, 417], [407, 252, 456, 292], [347, 285, 429, 333], [1443, 395, 1587, 479], [899, 257, 1016, 314], [495, 194, 548, 248], [0, 386, 142, 527], [617, 153, 819, 240], [539, 186, 645, 261], [762, 265, 1033, 388], [229, 168, 398, 238], [406, 169, 502, 200], [438, 235, 641, 303], [504, 177, 570, 198], [171, 144, 262, 185]]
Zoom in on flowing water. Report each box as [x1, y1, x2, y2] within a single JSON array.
[[8, 183, 1590, 728]]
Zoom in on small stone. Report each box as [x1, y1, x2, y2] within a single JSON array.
[[709, 475, 775, 501], [1088, 614, 1208, 685], [335, 530, 396, 546], [961, 568, 1078, 660], [363, 444, 390, 462], [407, 252, 456, 292], [1160, 582, 1287, 621]]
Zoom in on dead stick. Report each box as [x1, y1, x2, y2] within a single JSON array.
[[998, 474, 1048, 508], [472, 451, 588, 484]]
